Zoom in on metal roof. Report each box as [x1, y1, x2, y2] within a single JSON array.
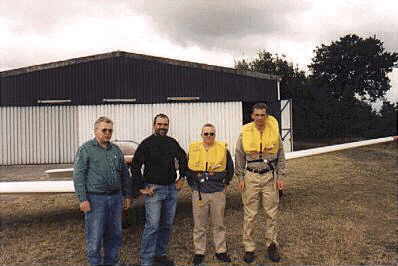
[[0, 51, 280, 81], [0, 51, 280, 107]]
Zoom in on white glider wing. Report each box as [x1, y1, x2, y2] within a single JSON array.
[[286, 136, 397, 160], [1, 136, 396, 194], [0, 181, 74, 194]]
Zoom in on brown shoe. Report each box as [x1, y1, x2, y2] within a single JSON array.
[[267, 243, 281, 262]]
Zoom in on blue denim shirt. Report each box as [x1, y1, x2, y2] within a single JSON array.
[[73, 138, 132, 202]]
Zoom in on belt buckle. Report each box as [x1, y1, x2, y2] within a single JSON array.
[[197, 199, 205, 207]]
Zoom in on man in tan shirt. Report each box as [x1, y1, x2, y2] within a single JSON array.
[[235, 103, 286, 263]]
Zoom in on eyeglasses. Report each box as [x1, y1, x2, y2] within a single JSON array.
[[101, 128, 113, 134], [203, 132, 215, 136]]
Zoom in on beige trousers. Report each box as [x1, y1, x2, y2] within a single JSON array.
[[242, 170, 279, 252], [192, 190, 227, 254]]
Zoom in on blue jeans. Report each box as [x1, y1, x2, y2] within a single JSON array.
[[85, 193, 123, 266], [140, 184, 177, 266]]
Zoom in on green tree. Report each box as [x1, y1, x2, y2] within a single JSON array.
[[378, 101, 398, 136], [309, 34, 398, 138], [235, 50, 307, 100], [309, 34, 398, 103], [235, 38, 397, 140]]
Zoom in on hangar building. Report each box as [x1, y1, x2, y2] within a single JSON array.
[[0, 51, 292, 165]]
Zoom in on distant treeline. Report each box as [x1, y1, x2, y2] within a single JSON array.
[[236, 34, 398, 140]]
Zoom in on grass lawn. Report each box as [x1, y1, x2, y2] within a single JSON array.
[[0, 142, 397, 265]]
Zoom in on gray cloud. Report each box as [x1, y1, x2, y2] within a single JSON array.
[[130, 0, 310, 49], [127, 0, 398, 66], [0, 0, 130, 35], [1, 0, 397, 71]]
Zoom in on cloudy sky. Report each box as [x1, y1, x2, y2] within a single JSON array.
[[1, 0, 397, 103]]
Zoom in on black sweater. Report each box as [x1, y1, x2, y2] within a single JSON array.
[[131, 134, 188, 189]]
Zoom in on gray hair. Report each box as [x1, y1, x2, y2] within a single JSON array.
[[94, 116, 113, 129]]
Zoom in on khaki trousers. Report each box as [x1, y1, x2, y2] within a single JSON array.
[[192, 190, 227, 254], [242, 170, 279, 252]]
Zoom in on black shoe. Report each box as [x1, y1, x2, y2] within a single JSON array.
[[192, 254, 205, 265], [267, 243, 281, 262], [154, 255, 175, 266], [216, 252, 231, 262], [243, 251, 255, 263], [215, 252, 231, 263]]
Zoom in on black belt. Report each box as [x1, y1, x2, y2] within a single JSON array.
[[246, 167, 271, 174], [247, 159, 265, 163], [87, 190, 120, 195]]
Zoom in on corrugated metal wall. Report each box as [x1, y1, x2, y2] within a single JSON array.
[[0, 102, 242, 165], [0, 106, 78, 165], [78, 102, 242, 156]]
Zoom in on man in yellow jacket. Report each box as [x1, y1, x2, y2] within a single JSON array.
[[235, 103, 286, 263], [186, 123, 234, 265]]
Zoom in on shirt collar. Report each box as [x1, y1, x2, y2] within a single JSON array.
[[91, 138, 112, 150]]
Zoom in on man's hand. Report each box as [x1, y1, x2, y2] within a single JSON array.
[[80, 200, 91, 213], [139, 186, 156, 196], [237, 179, 245, 192], [123, 198, 132, 210], [277, 180, 284, 190], [176, 179, 185, 191]]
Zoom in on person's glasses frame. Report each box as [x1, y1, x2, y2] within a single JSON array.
[[203, 132, 215, 136], [101, 128, 113, 134]]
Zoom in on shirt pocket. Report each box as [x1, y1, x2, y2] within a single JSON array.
[[113, 154, 123, 173]]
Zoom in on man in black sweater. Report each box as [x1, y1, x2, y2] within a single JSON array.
[[131, 113, 187, 266]]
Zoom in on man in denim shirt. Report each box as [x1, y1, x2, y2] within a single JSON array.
[[131, 114, 187, 266], [73, 116, 133, 266]]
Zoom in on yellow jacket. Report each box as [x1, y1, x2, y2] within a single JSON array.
[[188, 141, 227, 172], [241, 116, 280, 155]]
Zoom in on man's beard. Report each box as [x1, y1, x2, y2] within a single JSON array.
[[155, 128, 168, 136]]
